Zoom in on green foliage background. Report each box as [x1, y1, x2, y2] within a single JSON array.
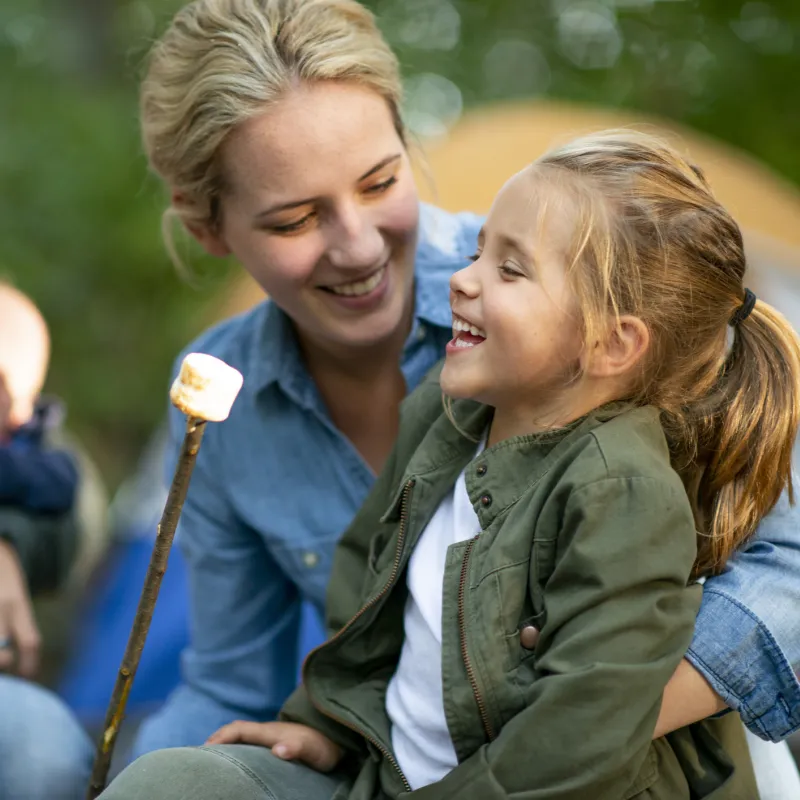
[[1, 0, 798, 484]]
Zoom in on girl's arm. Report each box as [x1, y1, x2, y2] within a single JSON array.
[[658, 474, 800, 742], [409, 475, 700, 800]]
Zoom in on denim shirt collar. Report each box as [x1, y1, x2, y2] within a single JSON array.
[[248, 203, 474, 400]]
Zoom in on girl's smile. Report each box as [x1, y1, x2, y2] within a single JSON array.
[[441, 167, 584, 419], [447, 313, 487, 352]]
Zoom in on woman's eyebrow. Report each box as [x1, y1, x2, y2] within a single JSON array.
[[255, 197, 317, 219], [254, 154, 403, 220], [358, 153, 402, 181]]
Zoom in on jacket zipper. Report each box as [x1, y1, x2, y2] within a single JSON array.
[[458, 536, 495, 742], [303, 478, 416, 794]]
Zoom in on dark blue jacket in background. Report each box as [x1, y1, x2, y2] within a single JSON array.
[[0, 399, 78, 513]]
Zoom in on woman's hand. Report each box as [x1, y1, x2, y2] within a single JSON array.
[[206, 720, 344, 772]]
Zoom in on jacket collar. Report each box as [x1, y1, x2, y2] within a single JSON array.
[[392, 397, 620, 530]]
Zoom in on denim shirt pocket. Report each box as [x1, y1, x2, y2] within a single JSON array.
[[268, 535, 337, 602]]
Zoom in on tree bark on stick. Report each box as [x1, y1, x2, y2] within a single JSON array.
[[86, 418, 207, 799]]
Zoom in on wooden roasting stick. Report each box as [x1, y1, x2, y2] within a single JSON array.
[[86, 354, 243, 800]]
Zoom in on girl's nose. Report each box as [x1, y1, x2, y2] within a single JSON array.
[[326, 204, 385, 272], [450, 260, 480, 298]]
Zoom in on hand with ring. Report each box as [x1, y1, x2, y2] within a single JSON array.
[[0, 539, 41, 677]]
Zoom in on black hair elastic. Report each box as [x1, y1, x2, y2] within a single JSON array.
[[730, 288, 757, 326]]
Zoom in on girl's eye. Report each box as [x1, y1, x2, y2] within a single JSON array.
[[499, 262, 523, 278], [270, 213, 315, 234], [364, 175, 398, 195], [468, 251, 481, 262]]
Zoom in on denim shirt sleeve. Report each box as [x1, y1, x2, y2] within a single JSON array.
[[686, 475, 800, 742], [161, 400, 303, 725]]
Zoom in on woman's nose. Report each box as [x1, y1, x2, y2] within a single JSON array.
[[326, 205, 385, 271]]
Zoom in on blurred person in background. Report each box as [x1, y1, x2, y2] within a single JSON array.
[[98, 0, 800, 797], [0, 281, 96, 799]]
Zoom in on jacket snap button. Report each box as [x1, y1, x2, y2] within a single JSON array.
[[476, 464, 487, 477], [520, 625, 540, 650], [480, 494, 492, 507]]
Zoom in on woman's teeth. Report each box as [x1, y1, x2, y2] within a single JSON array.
[[327, 266, 386, 297], [452, 317, 487, 338]]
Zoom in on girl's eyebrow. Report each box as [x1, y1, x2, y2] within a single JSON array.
[[254, 154, 403, 221], [480, 226, 533, 262]]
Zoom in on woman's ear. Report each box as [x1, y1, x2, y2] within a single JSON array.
[[172, 191, 231, 258], [587, 315, 649, 378]]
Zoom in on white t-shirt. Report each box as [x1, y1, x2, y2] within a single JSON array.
[[385, 457, 483, 790]]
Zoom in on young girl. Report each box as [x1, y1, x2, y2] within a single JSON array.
[[140, 131, 800, 798]]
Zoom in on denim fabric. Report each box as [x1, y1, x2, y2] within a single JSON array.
[[135, 205, 482, 752], [138, 202, 800, 752], [687, 476, 800, 740], [0, 675, 94, 800]]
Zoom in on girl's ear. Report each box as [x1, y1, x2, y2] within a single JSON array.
[[172, 191, 231, 258], [586, 315, 649, 379]]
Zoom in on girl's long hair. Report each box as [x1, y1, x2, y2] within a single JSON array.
[[537, 130, 800, 574]]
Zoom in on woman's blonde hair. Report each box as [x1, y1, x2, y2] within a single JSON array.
[[532, 129, 800, 574], [140, 0, 404, 265]]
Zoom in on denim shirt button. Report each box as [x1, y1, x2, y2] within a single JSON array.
[[416, 323, 427, 342], [302, 551, 320, 569]]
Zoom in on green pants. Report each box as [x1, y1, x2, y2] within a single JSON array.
[[100, 745, 351, 800]]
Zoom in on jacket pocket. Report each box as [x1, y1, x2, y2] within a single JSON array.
[[623, 744, 659, 799]]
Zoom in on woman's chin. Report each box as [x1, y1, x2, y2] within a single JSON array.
[[323, 305, 409, 351]]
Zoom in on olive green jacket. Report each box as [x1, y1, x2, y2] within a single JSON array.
[[281, 370, 756, 799]]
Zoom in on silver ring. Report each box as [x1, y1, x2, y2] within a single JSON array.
[[0, 637, 12, 650]]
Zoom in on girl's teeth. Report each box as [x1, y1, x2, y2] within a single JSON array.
[[454, 338, 476, 348], [451, 317, 487, 338], [329, 266, 385, 297]]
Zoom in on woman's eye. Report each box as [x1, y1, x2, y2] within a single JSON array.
[[270, 213, 315, 234], [364, 175, 398, 195]]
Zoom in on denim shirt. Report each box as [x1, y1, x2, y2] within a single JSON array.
[[152, 203, 800, 748]]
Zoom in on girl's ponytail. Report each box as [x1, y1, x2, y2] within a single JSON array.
[[694, 296, 800, 574]]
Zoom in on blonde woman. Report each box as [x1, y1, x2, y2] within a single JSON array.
[[111, 1, 800, 796]]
